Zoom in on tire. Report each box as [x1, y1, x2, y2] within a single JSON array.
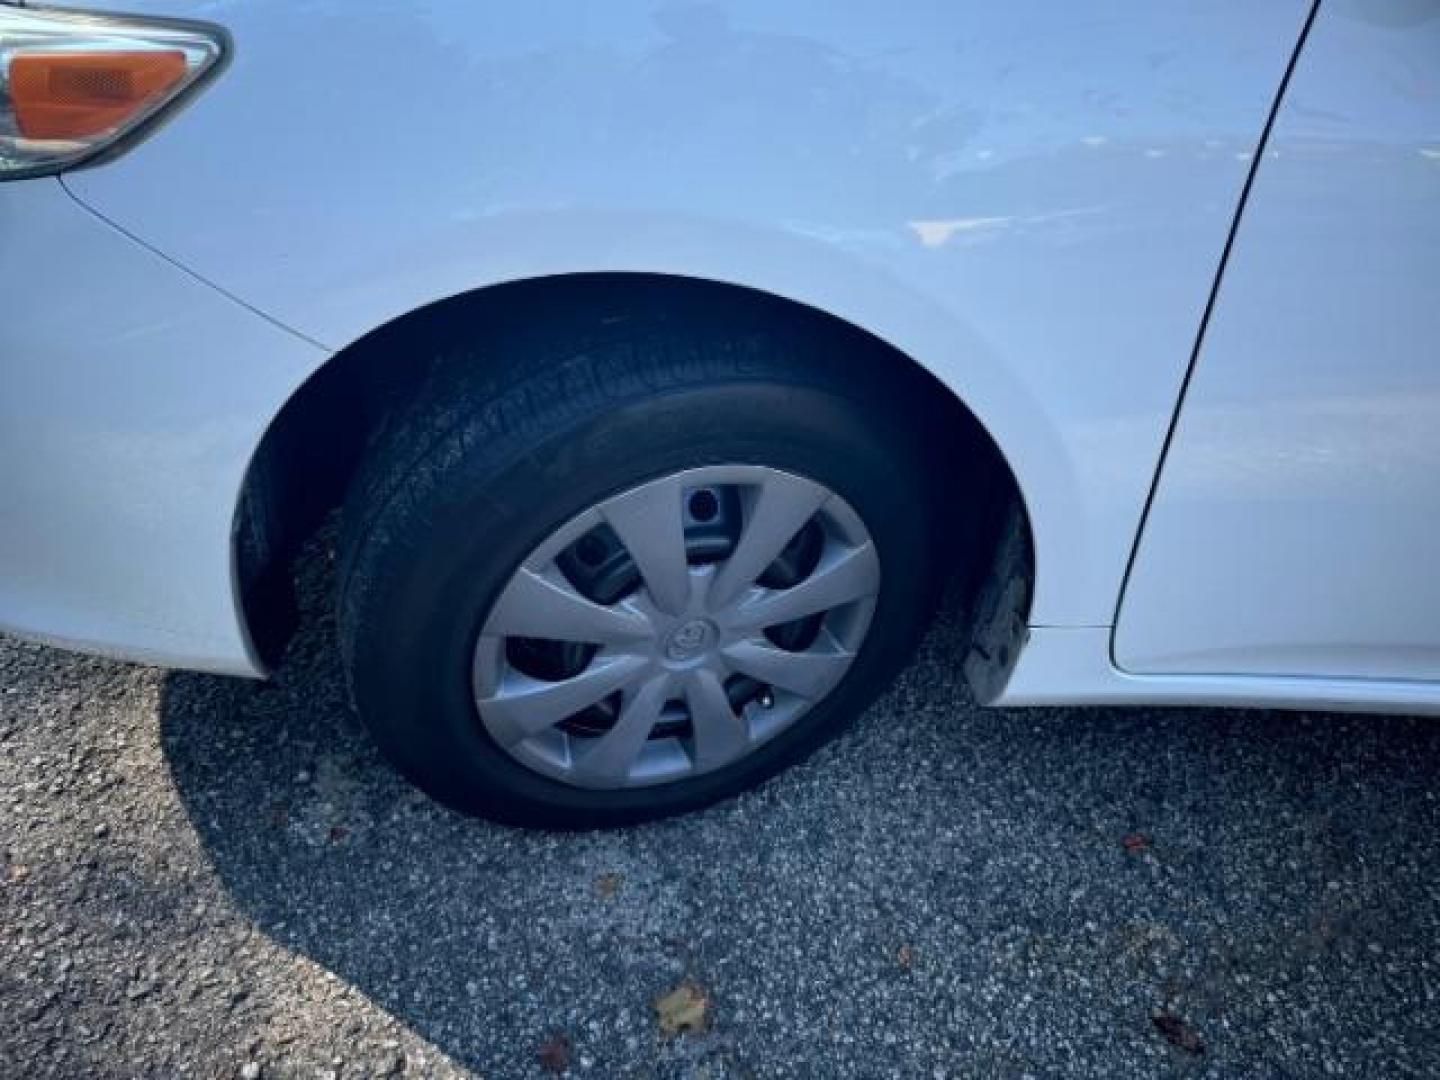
[[337, 292, 944, 827]]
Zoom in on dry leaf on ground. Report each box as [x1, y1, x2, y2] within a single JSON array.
[[1153, 1012, 1205, 1055], [537, 1031, 571, 1074], [654, 981, 709, 1037]]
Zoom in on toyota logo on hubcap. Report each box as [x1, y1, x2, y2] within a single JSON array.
[[665, 619, 715, 661]]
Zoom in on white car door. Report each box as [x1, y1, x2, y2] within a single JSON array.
[[1117, 0, 1440, 681]]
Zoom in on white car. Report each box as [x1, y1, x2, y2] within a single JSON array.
[[2, 1, 1436, 825]]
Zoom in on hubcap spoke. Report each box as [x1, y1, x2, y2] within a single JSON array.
[[708, 472, 828, 609], [720, 542, 879, 633], [485, 567, 651, 644], [685, 673, 754, 771], [721, 637, 854, 700], [601, 477, 692, 615], [480, 653, 649, 747], [571, 673, 671, 785], [683, 668, 750, 770]]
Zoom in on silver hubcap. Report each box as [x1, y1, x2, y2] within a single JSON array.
[[471, 465, 880, 789]]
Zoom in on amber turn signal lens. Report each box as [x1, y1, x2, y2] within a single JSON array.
[[1, 7, 224, 178], [10, 50, 189, 140]]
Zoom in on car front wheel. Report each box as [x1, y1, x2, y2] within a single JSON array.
[[337, 299, 944, 826]]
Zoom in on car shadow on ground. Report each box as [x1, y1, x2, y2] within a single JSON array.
[[158, 543, 1440, 1077]]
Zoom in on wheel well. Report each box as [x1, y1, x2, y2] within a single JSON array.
[[235, 273, 1032, 667]]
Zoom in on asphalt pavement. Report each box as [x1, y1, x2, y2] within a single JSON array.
[[3, 539, 1439, 1078]]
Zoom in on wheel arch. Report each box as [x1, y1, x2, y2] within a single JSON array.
[[234, 271, 1038, 667]]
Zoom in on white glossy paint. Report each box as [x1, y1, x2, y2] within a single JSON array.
[[1116, 0, 1440, 681], [57, 0, 1310, 637], [1000, 628, 1440, 717], [0, 179, 327, 675]]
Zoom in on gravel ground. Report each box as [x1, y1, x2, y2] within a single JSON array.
[[3, 541, 1439, 1079]]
